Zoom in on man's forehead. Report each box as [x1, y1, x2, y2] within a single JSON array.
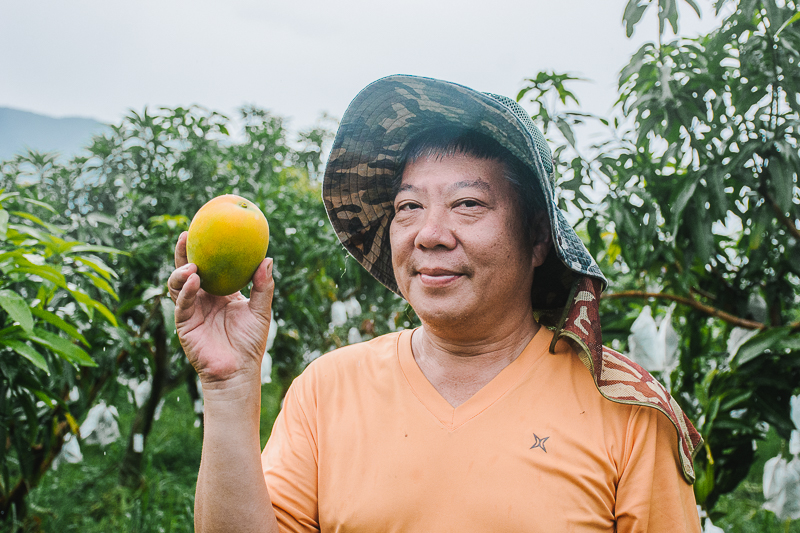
[[397, 179, 493, 194], [398, 153, 508, 191]]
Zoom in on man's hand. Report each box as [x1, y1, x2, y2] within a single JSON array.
[[169, 232, 281, 532], [168, 231, 274, 388]]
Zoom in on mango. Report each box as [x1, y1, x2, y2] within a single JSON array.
[[186, 194, 270, 296]]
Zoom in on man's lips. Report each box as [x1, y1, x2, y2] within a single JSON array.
[[416, 268, 464, 287]]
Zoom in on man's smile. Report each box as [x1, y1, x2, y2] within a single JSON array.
[[416, 267, 465, 287]]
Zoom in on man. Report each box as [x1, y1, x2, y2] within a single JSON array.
[[169, 75, 703, 532]]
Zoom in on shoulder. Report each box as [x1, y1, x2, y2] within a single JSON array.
[[595, 345, 688, 433], [308, 330, 403, 370], [290, 330, 406, 391], [594, 344, 701, 484]]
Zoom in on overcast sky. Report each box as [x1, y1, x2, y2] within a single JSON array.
[[1, 0, 726, 133]]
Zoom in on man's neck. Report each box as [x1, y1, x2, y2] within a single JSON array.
[[411, 314, 540, 408]]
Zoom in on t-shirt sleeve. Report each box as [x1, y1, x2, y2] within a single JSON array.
[[615, 406, 702, 533], [261, 377, 320, 533]]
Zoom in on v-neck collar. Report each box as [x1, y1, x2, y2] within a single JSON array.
[[396, 326, 553, 431]]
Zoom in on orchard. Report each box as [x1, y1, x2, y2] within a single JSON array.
[[0, 0, 797, 530]]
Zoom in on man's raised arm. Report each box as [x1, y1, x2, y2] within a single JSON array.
[[168, 231, 280, 533]]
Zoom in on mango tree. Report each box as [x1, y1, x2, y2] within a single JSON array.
[[517, 0, 800, 515], [0, 189, 119, 521], [3, 105, 408, 489]]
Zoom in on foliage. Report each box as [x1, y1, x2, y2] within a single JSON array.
[[712, 426, 800, 532], [11, 385, 202, 532], [0, 190, 120, 520], [5, 0, 797, 527], [519, 0, 800, 513], [0, 104, 409, 519]]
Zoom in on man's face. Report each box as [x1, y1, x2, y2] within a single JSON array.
[[390, 153, 549, 334]]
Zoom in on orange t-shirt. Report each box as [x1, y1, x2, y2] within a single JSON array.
[[261, 327, 701, 532]]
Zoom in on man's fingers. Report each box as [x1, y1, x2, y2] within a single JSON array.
[[175, 231, 189, 268], [175, 272, 201, 324], [248, 258, 274, 321], [168, 263, 197, 303]]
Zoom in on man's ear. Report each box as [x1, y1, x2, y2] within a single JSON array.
[[530, 211, 552, 268]]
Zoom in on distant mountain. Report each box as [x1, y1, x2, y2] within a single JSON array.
[[0, 107, 107, 162]]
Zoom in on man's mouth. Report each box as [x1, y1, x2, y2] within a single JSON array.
[[416, 268, 464, 287]]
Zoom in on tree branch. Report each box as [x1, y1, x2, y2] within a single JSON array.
[[601, 290, 767, 330]]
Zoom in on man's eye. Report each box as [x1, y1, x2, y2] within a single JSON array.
[[458, 200, 480, 208], [397, 202, 420, 211]]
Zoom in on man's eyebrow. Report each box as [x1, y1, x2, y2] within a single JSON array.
[[396, 179, 492, 194], [446, 179, 491, 193]]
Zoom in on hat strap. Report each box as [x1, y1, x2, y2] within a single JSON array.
[[549, 278, 580, 354]]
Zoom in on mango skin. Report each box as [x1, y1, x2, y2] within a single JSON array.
[[186, 194, 270, 296]]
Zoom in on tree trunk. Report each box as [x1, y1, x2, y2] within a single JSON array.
[[119, 316, 169, 488], [185, 372, 203, 432]]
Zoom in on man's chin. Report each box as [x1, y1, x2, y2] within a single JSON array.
[[410, 302, 476, 331]]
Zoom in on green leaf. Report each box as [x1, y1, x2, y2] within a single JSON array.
[[0, 209, 8, 241], [714, 0, 733, 15], [777, 334, 800, 353], [768, 155, 794, 214], [18, 392, 40, 443], [141, 285, 164, 302], [660, 0, 679, 34], [2, 340, 49, 373], [706, 167, 727, 221], [682, 0, 701, 18], [40, 237, 81, 256], [732, 327, 790, 367], [68, 244, 125, 256], [667, 0, 680, 33], [623, 0, 650, 38], [748, 207, 770, 250], [17, 197, 57, 213], [73, 255, 118, 281], [7, 266, 68, 289], [68, 289, 118, 327], [79, 271, 119, 300], [687, 201, 714, 264], [694, 459, 714, 506], [719, 390, 752, 411], [656, 0, 667, 35], [86, 212, 117, 227], [0, 192, 20, 204], [671, 175, 699, 236], [620, 43, 655, 85], [29, 307, 88, 346], [26, 328, 96, 367], [0, 249, 24, 267], [10, 212, 64, 235], [0, 290, 33, 332], [555, 117, 577, 148], [776, 11, 800, 38], [30, 389, 56, 409]]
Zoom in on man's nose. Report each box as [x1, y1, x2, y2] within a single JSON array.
[[414, 208, 457, 250]]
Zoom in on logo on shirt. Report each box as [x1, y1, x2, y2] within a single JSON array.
[[530, 433, 549, 453]]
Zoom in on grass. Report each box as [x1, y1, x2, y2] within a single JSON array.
[[5, 380, 285, 533], [3, 381, 798, 532]]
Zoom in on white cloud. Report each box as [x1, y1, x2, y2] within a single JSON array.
[[0, 0, 724, 132]]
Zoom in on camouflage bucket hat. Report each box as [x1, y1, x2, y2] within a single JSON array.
[[323, 74, 607, 316]]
